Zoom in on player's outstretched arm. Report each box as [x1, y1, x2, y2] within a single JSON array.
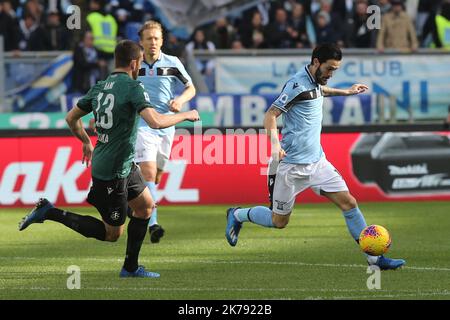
[[264, 105, 286, 161], [66, 105, 94, 167], [322, 84, 368, 97], [140, 107, 200, 129]]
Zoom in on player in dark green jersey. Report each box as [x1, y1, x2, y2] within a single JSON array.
[[19, 40, 199, 278]]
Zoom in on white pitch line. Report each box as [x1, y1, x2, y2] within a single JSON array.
[[0, 257, 449, 272]]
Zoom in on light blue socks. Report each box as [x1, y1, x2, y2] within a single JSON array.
[[343, 207, 377, 262], [234, 206, 274, 228], [146, 181, 158, 226], [342, 207, 367, 241]]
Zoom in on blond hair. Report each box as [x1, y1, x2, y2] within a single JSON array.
[[138, 20, 164, 39]]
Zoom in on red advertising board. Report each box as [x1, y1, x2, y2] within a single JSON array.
[[1, 132, 450, 207]]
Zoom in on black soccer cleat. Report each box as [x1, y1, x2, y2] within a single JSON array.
[[149, 224, 165, 243]]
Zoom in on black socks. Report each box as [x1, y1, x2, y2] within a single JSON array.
[[123, 216, 150, 272], [46, 208, 106, 241]]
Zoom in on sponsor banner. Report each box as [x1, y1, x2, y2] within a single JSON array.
[[1, 133, 450, 207], [3, 92, 370, 129], [216, 55, 450, 120], [187, 93, 372, 126], [64, 92, 364, 126]]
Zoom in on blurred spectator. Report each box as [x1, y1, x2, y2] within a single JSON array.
[[314, 11, 336, 45], [115, 8, 129, 40], [265, 8, 292, 48], [375, 0, 392, 15], [239, 10, 267, 48], [289, 3, 310, 48], [72, 30, 102, 94], [163, 32, 186, 61], [376, 0, 418, 52], [231, 38, 244, 51], [45, 10, 71, 50], [209, 17, 235, 49], [422, 0, 450, 49], [111, 0, 144, 22], [316, 0, 344, 47], [310, 0, 322, 17], [2, 0, 16, 18], [332, 0, 354, 20], [332, 0, 356, 47], [18, 12, 49, 50], [352, 0, 377, 48], [112, 6, 143, 43], [185, 29, 216, 92], [86, 0, 118, 79], [417, 0, 441, 43], [251, 29, 267, 49], [0, 0, 20, 51], [23, 0, 43, 23]]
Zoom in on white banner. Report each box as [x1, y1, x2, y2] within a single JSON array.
[[216, 55, 450, 120]]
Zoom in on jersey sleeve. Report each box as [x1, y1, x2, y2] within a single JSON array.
[[174, 58, 193, 86], [272, 80, 306, 113], [76, 87, 95, 113], [129, 82, 153, 113]]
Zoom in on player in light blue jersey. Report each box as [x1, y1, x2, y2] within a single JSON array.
[[226, 44, 405, 270], [135, 21, 196, 243]]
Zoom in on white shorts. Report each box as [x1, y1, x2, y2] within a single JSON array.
[[272, 157, 349, 215], [134, 128, 175, 170]]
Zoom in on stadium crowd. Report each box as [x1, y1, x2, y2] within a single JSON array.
[[1, 0, 449, 52], [1, 0, 449, 93]]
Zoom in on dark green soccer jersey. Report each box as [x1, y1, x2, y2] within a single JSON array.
[[77, 72, 152, 180]]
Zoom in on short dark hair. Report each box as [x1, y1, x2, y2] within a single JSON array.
[[311, 43, 342, 64], [114, 40, 142, 68]]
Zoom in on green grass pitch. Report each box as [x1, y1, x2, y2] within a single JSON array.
[[1, 201, 449, 300]]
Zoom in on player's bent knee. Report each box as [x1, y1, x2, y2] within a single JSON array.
[[272, 213, 290, 229], [105, 230, 122, 242], [133, 208, 152, 220], [273, 220, 289, 229]]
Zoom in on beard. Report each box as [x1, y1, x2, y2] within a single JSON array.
[[315, 66, 329, 85]]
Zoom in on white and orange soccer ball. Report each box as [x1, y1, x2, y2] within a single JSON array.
[[359, 225, 392, 256]]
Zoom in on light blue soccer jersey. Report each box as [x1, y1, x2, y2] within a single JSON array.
[[138, 51, 192, 136], [272, 65, 324, 164]]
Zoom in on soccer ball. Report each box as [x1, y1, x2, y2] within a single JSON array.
[[359, 225, 392, 256]]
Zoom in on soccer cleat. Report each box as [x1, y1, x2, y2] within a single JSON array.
[[119, 265, 160, 278], [371, 255, 406, 270], [18, 198, 54, 231], [225, 207, 242, 247], [149, 224, 165, 243]]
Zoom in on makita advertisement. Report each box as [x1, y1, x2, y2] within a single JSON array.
[[1, 132, 450, 207], [351, 132, 450, 194]]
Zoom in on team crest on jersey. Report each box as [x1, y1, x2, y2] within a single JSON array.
[[149, 69, 154, 76], [110, 211, 120, 221]]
